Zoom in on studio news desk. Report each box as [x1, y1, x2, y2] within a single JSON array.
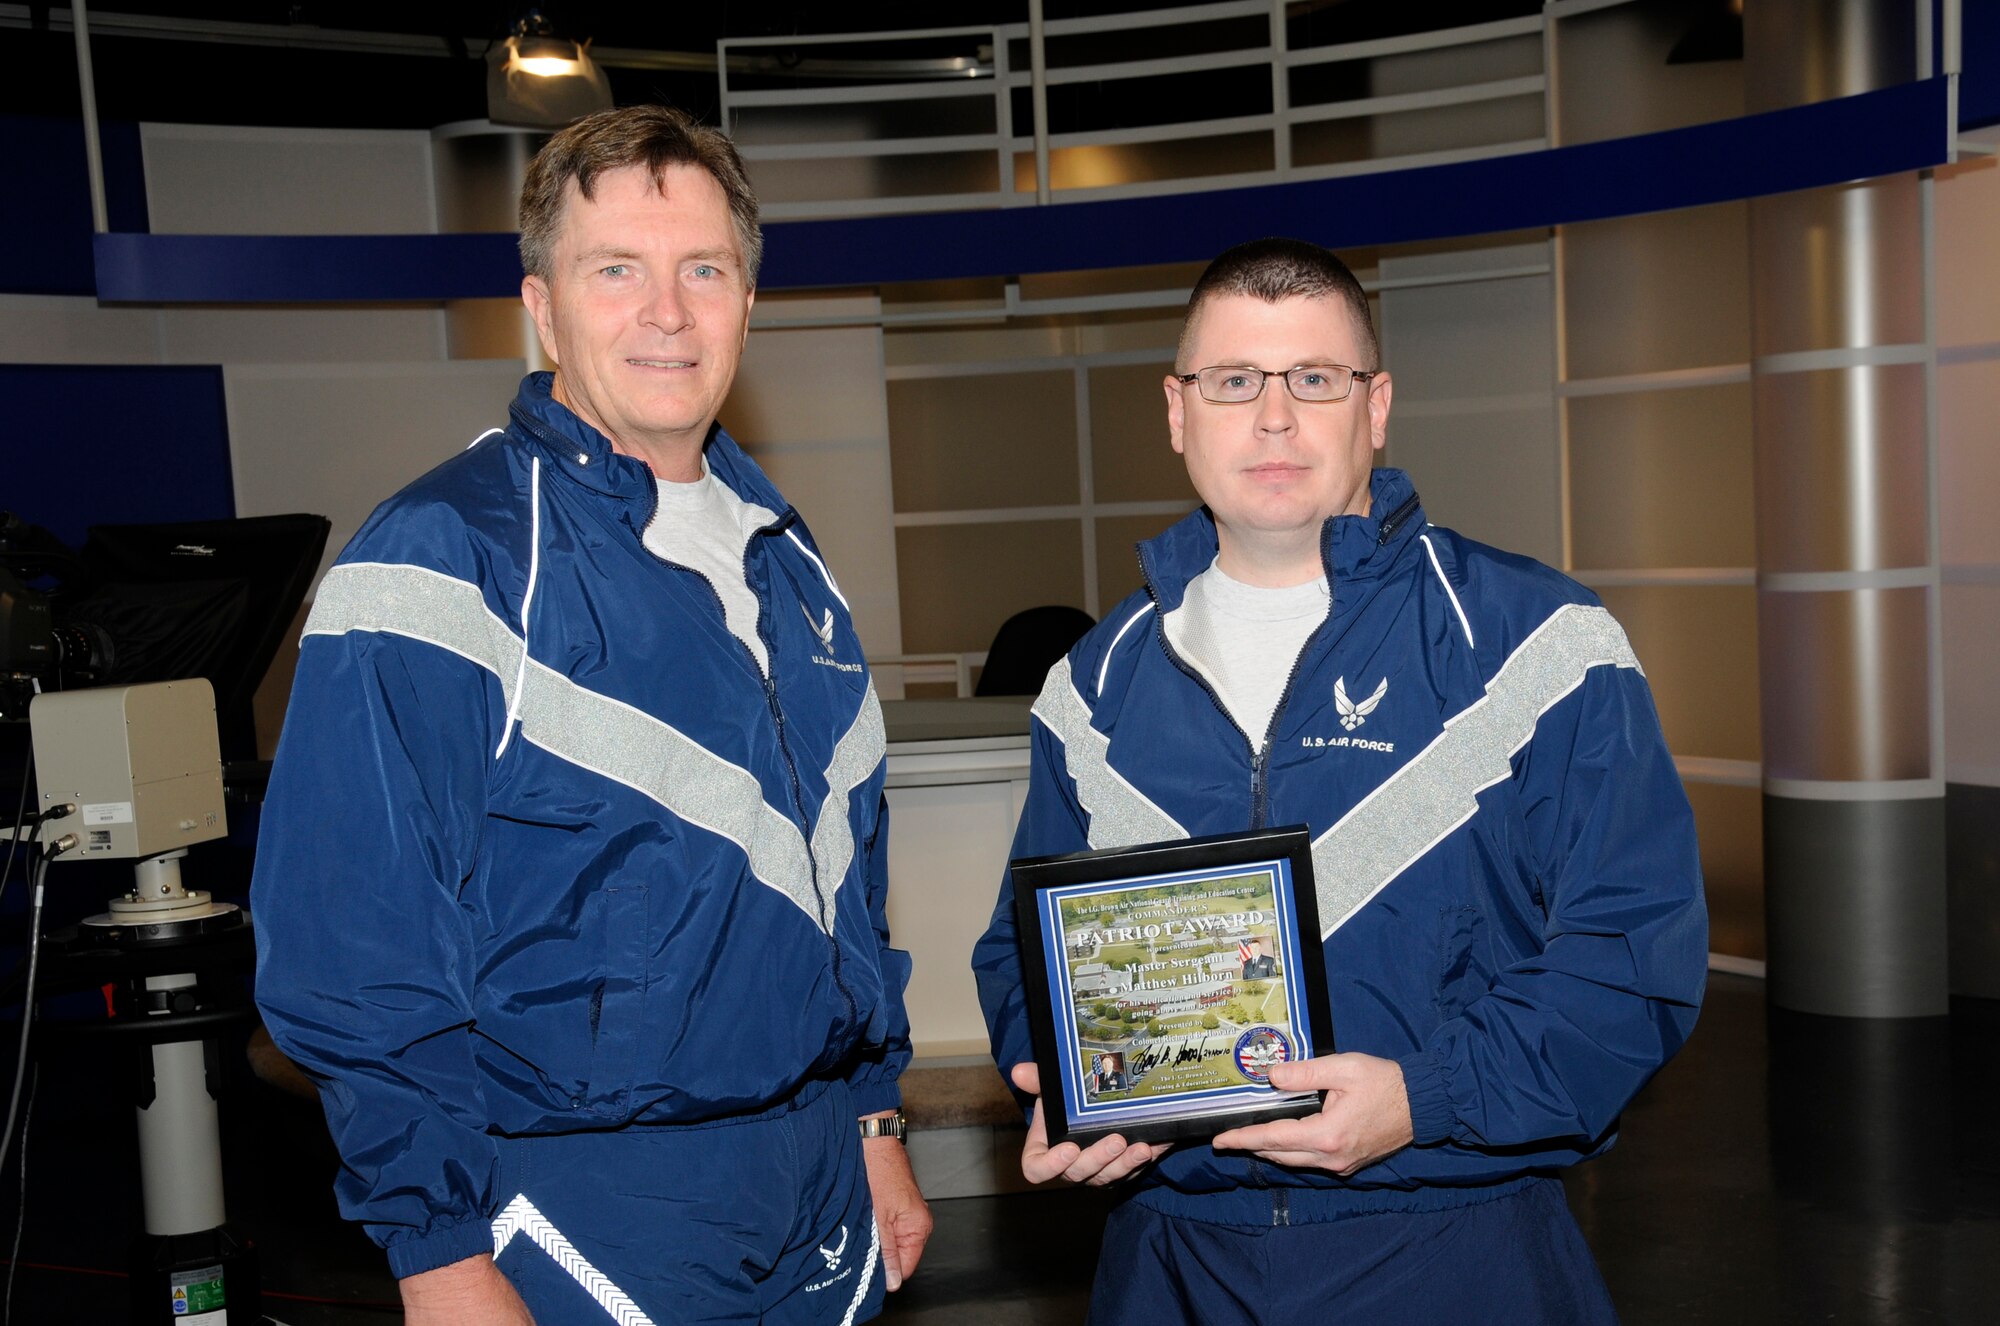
[[880, 698, 1033, 1060]]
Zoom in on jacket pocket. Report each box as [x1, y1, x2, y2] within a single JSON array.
[[1435, 905, 1489, 1023], [581, 884, 650, 1110]]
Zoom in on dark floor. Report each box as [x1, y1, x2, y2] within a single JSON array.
[[0, 972, 1994, 1324]]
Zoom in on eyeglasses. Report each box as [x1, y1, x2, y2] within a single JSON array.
[[1175, 363, 1379, 404]]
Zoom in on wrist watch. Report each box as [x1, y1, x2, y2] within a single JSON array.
[[858, 1110, 907, 1141]]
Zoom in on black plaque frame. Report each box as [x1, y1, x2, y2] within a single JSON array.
[[1012, 825, 1334, 1147]]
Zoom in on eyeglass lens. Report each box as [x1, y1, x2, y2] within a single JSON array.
[[1195, 365, 1356, 403]]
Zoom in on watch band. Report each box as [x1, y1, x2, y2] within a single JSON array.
[[857, 1111, 907, 1141]]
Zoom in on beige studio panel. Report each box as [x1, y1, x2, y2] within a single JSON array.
[[888, 370, 1080, 513], [1561, 203, 1752, 382], [895, 520, 1088, 663], [1685, 780, 1766, 963], [1088, 360, 1189, 507], [1551, 0, 1744, 147], [1593, 583, 1762, 767], [1095, 513, 1181, 613], [1566, 383, 1755, 572]]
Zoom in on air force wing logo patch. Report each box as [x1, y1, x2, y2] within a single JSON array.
[[802, 601, 836, 653], [1334, 676, 1388, 731], [818, 1225, 848, 1271]]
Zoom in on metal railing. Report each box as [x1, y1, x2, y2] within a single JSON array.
[[719, 3, 1546, 220]]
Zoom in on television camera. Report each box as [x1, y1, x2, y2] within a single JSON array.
[[2, 509, 327, 1324]]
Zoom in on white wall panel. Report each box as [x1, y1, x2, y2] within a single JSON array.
[[885, 778, 1025, 1057], [224, 360, 525, 587], [1378, 248, 1560, 568], [0, 300, 450, 368], [729, 303, 903, 665], [1385, 405, 1563, 567], [160, 306, 448, 365], [1376, 261, 1554, 400], [141, 124, 437, 235], [0, 295, 159, 363]]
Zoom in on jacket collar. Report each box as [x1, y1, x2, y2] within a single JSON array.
[[504, 371, 793, 523], [1138, 467, 1426, 612]]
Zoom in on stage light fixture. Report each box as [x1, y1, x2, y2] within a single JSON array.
[[487, 10, 612, 128]]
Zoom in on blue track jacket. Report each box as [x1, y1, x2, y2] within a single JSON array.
[[973, 468, 1706, 1222], [253, 374, 911, 1276]]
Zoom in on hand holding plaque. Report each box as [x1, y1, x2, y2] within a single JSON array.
[[1211, 1050, 1414, 1175], [1010, 1062, 1174, 1186], [1010, 827, 1335, 1148]]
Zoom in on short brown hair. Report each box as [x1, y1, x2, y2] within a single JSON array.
[[519, 104, 763, 285], [1176, 237, 1377, 371]]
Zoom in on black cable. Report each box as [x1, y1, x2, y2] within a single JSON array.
[[3, 1063, 33, 1326], [0, 747, 31, 918], [0, 840, 55, 1186]]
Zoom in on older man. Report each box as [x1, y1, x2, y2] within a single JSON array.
[[254, 105, 928, 1325], [973, 238, 1706, 1322]]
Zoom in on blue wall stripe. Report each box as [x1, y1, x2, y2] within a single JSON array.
[[103, 121, 151, 236], [1962, 0, 2000, 129], [92, 231, 525, 303], [88, 78, 1949, 304], [0, 365, 234, 551], [5, 115, 150, 297], [761, 78, 1948, 287]]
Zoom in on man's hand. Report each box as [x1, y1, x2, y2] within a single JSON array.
[[1011, 1062, 1169, 1186], [860, 1116, 932, 1292], [400, 1253, 535, 1324], [1210, 1051, 1414, 1175]]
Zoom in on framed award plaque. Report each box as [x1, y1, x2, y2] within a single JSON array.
[[1011, 826, 1334, 1148]]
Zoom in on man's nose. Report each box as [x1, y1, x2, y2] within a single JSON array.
[[1254, 375, 1298, 433], [641, 278, 692, 334]]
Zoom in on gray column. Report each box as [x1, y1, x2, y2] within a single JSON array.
[[432, 120, 551, 367], [1746, 1, 1946, 1016]]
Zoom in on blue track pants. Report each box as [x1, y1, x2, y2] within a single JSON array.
[[1087, 1176, 1618, 1325], [488, 1080, 884, 1325]]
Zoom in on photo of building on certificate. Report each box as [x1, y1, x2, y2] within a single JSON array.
[[1057, 868, 1299, 1105]]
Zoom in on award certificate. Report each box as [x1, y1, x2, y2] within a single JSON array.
[[1011, 826, 1334, 1147]]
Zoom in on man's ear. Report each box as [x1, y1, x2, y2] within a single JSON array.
[[1367, 370, 1392, 452], [1164, 372, 1188, 456], [521, 274, 560, 367]]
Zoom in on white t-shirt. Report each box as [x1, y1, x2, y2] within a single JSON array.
[[640, 459, 779, 678], [1161, 558, 1330, 750]]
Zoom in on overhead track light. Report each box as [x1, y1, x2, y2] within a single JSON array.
[[487, 9, 613, 128]]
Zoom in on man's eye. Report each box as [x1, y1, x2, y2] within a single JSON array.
[[1297, 372, 1328, 388], [691, 264, 717, 279], [602, 264, 629, 278], [1221, 374, 1253, 390]]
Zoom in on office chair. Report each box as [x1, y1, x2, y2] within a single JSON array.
[[974, 604, 1096, 697]]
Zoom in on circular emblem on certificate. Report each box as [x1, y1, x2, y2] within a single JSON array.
[[1233, 1026, 1292, 1083]]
